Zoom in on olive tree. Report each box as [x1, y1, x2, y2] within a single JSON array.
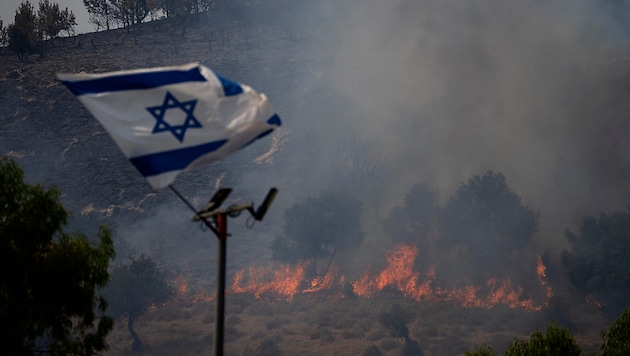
[[561, 208, 630, 317], [383, 183, 438, 245], [438, 171, 539, 283], [103, 254, 173, 352], [271, 190, 363, 277]]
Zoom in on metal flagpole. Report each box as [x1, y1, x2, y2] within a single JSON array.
[[214, 213, 227, 356], [167, 184, 277, 356]]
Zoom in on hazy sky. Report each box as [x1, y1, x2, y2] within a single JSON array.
[[1, 0, 91, 34]]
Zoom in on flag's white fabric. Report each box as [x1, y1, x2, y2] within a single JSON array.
[[57, 63, 281, 189]]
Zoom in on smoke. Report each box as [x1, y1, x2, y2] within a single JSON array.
[[4, 0, 626, 316], [278, 0, 630, 252]]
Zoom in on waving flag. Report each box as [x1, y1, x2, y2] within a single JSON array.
[[57, 63, 281, 189]]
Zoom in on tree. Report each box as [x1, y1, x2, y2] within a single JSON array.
[[362, 345, 384, 356], [38, 0, 76, 46], [378, 304, 412, 341], [383, 183, 438, 245], [7, 1, 39, 61], [110, 0, 158, 32], [464, 344, 496, 356], [601, 308, 630, 355], [84, 0, 112, 31], [378, 304, 425, 356], [438, 171, 538, 282], [0, 156, 115, 354], [561, 208, 630, 317], [103, 254, 173, 352], [0, 17, 7, 47], [270, 190, 363, 277], [242, 338, 283, 356], [161, 0, 190, 18], [503, 322, 581, 356]]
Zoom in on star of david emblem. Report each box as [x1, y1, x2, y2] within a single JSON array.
[[146, 91, 202, 142]]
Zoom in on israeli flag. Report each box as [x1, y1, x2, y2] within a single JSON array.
[[57, 63, 281, 189]]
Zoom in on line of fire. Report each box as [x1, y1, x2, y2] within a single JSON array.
[[168, 244, 554, 313]]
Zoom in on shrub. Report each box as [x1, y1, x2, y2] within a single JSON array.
[[504, 322, 581, 356], [363, 344, 384, 356], [601, 309, 630, 355], [464, 344, 497, 356]]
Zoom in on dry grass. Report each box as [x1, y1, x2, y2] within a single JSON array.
[[102, 290, 605, 356]]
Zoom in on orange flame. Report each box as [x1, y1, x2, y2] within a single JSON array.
[[226, 244, 553, 311], [351, 245, 545, 311], [537, 256, 553, 300], [231, 262, 308, 301], [303, 266, 339, 294], [173, 274, 189, 298], [171, 274, 215, 304]]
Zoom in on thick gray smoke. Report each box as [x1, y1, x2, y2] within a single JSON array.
[[283, 0, 630, 252], [9, 0, 625, 293]]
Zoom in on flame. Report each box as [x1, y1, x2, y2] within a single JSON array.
[[537, 256, 553, 300], [171, 274, 215, 304], [231, 262, 309, 301], [223, 244, 553, 311], [190, 290, 215, 303], [302, 266, 338, 294], [351, 245, 546, 311], [173, 274, 189, 298]]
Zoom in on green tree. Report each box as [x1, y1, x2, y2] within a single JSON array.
[[7, 1, 39, 61], [503, 322, 581, 356], [601, 308, 630, 355], [103, 254, 173, 352], [38, 0, 76, 45], [0, 156, 115, 354], [270, 190, 363, 277], [561, 208, 630, 317], [464, 344, 497, 356]]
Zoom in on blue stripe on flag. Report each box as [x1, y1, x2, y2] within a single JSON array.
[[239, 114, 281, 147], [216, 74, 243, 96], [129, 139, 228, 177], [266, 114, 282, 126], [61, 67, 207, 96]]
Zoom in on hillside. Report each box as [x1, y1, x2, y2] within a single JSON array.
[[0, 10, 312, 284], [2, 2, 630, 355]]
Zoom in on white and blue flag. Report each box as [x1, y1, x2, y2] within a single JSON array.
[[57, 63, 281, 189]]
